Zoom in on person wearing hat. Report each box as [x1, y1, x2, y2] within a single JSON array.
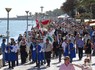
[[59, 56, 75, 70]]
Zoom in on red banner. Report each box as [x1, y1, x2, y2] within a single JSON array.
[[41, 20, 50, 25], [36, 19, 40, 29]]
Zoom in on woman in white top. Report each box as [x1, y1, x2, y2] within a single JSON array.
[[73, 58, 92, 70]]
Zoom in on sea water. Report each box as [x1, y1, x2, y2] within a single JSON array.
[[0, 20, 36, 44]]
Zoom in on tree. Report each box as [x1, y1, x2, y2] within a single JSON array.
[[77, 0, 95, 18], [61, 0, 95, 18], [61, 0, 76, 18]]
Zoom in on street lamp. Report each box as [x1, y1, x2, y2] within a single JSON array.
[[25, 11, 29, 40], [5, 8, 12, 44], [41, 6, 44, 19], [40, 6, 44, 13], [29, 12, 33, 29]]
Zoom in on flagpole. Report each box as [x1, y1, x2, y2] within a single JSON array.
[[40, 6, 44, 38]]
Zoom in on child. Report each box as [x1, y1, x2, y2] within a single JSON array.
[[73, 58, 92, 70]]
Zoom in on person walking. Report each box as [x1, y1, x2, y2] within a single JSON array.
[[5, 43, 11, 69], [76, 36, 84, 60], [1, 39, 6, 66], [44, 38, 52, 67], [57, 34, 63, 62], [68, 40, 76, 63], [14, 42, 19, 66], [73, 58, 92, 70], [9, 42, 17, 69], [53, 38, 59, 58], [35, 39, 42, 67], [20, 38, 28, 64], [39, 39, 45, 65], [59, 56, 75, 70], [30, 38, 36, 63], [58, 38, 63, 63], [5, 43, 16, 69], [85, 39, 92, 61], [62, 39, 67, 57]]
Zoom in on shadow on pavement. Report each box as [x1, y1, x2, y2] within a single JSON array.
[[73, 59, 80, 62], [92, 63, 95, 66], [52, 62, 60, 65], [3, 68, 12, 70], [56, 65, 61, 68], [27, 66, 47, 70]]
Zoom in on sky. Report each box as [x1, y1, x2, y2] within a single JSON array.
[[0, 0, 66, 18]]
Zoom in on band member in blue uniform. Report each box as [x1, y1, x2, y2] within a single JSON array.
[[39, 39, 45, 65], [5, 42, 17, 69], [35, 39, 42, 67], [10, 42, 17, 69], [63, 39, 76, 63], [30, 38, 36, 63], [68, 40, 76, 63], [5, 43, 11, 69]]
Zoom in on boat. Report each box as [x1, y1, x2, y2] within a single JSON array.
[[0, 34, 7, 38]]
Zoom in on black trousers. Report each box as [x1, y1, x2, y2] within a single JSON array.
[[53, 49, 58, 58], [58, 49, 63, 62], [16, 53, 19, 65], [78, 47, 83, 60], [20, 52, 27, 64], [8, 61, 15, 68], [45, 51, 51, 66]]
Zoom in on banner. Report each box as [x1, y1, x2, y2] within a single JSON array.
[[36, 19, 40, 29], [41, 20, 50, 25]]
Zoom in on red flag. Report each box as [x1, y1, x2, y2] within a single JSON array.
[[36, 19, 40, 29], [41, 20, 50, 25]]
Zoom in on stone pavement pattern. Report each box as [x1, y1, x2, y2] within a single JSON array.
[[0, 54, 95, 70]]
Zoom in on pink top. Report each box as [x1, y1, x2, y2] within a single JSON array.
[[59, 63, 75, 70]]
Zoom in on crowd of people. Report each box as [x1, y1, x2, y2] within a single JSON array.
[[1, 19, 95, 70]]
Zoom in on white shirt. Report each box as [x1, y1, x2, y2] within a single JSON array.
[[11, 45, 19, 53], [39, 43, 45, 52], [62, 41, 67, 52], [14, 45, 19, 53]]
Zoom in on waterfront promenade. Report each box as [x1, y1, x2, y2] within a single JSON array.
[[0, 54, 95, 70]]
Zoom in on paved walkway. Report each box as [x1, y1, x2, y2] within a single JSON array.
[[0, 54, 95, 70]]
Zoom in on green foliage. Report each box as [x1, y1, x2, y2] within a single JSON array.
[[61, 0, 95, 18], [61, 0, 76, 18]]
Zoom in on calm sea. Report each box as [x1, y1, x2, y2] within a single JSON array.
[[0, 20, 36, 44]]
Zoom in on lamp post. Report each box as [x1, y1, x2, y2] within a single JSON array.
[[5, 8, 12, 44], [25, 11, 29, 40], [40, 6, 44, 19], [29, 12, 33, 29], [40, 6, 44, 13]]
